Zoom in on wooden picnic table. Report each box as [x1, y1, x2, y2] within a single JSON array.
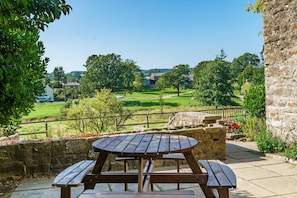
[[83, 133, 214, 197]]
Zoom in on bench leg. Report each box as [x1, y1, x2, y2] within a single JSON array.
[[60, 186, 71, 198], [176, 159, 180, 190], [217, 187, 229, 198], [124, 160, 129, 191]]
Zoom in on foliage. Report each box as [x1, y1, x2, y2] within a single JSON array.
[[65, 89, 132, 133], [224, 116, 245, 134], [242, 116, 265, 140], [230, 53, 261, 83], [252, 67, 265, 85], [80, 53, 141, 97], [51, 66, 67, 88], [133, 74, 143, 90], [237, 64, 264, 87], [192, 61, 212, 88], [284, 140, 297, 160], [243, 84, 265, 117], [246, 0, 263, 13], [0, 119, 20, 136], [237, 65, 254, 87], [156, 64, 191, 96], [195, 54, 233, 106], [0, 0, 71, 136], [255, 128, 285, 153], [241, 81, 252, 96]]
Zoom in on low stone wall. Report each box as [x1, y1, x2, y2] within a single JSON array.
[[0, 125, 226, 180]]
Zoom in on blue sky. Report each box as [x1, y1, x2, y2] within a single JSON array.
[[40, 0, 263, 73]]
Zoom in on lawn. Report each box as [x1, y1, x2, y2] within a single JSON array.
[[22, 102, 65, 121], [17, 88, 244, 140]]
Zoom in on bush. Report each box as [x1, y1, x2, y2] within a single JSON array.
[[242, 116, 266, 140], [243, 84, 265, 117], [65, 88, 132, 133], [255, 128, 285, 153], [284, 140, 297, 160]]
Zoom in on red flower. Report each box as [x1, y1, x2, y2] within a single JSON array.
[[231, 124, 240, 130]]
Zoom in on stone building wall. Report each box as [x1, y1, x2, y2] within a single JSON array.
[[263, 0, 297, 141], [0, 125, 226, 180]]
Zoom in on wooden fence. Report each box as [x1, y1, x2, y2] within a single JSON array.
[[18, 107, 245, 137]]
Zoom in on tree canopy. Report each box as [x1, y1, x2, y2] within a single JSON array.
[[194, 55, 233, 106], [230, 53, 261, 81], [79, 53, 141, 97], [156, 64, 191, 96], [0, 0, 71, 135]]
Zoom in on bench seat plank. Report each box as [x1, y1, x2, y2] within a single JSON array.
[[53, 160, 96, 187], [198, 160, 236, 188], [79, 190, 195, 198]]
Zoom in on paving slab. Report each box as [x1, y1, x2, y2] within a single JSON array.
[[251, 176, 297, 195]]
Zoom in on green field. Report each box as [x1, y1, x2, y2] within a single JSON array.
[[18, 88, 243, 140]]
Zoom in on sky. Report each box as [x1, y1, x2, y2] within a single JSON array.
[[40, 0, 263, 73]]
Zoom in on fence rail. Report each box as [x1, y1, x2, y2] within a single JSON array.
[[18, 107, 245, 138]]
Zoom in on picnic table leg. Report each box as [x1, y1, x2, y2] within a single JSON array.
[[183, 151, 215, 198], [217, 187, 229, 198], [124, 160, 129, 191], [84, 152, 109, 190], [176, 159, 180, 190], [60, 186, 71, 198], [138, 157, 144, 192]]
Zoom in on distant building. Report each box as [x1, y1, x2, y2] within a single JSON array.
[[37, 85, 54, 102], [149, 72, 164, 86]]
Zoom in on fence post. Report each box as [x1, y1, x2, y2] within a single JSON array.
[[222, 107, 225, 118], [115, 116, 118, 131], [146, 114, 149, 128], [45, 121, 48, 137], [81, 118, 85, 133]]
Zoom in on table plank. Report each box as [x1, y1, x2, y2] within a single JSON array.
[[104, 135, 127, 152], [158, 134, 170, 153], [92, 137, 113, 152], [146, 134, 161, 154], [179, 136, 191, 151], [123, 134, 145, 153], [112, 135, 135, 153], [135, 134, 153, 154], [169, 135, 181, 152]]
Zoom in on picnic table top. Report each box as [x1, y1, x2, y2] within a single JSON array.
[[92, 133, 198, 157]]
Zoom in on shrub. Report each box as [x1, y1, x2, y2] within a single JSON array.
[[65, 88, 132, 133], [243, 84, 265, 118], [242, 116, 266, 140], [255, 128, 285, 153], [284, 140, 297, 160]]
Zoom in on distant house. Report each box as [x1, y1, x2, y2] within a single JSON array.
[[149, 72, 164, 86], [37, 85, 54, 102]]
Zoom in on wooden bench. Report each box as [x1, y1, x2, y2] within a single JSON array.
[[198, 160, 236, 198], [52, 160, 96, 198], [78, 190, 196, 198], [116, 153, 185, 190]]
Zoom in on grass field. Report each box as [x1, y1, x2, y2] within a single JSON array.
[[17, 88, 244, 140]]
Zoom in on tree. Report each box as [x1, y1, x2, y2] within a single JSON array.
[[51, 66, 67, 88], [0, 0, 71, 135], [192, 61, 212, 88], [156, 64, 191, 96], [195, 57, 233, 106], [65, 88, 132, 133], [80, 53, 140, 97], [230, 53, 261, 81], [243, 84, 265, 117]]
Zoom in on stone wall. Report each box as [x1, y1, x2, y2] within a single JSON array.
[[263, 0, 297, 141], [0, 125, 226, 180]]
